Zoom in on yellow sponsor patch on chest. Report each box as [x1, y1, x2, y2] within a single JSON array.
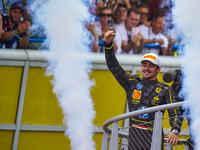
[[132, 90, 142, 99]]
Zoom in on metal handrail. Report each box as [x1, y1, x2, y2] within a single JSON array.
[[0, 49, 181, 67], [102, 101, 185, 134]]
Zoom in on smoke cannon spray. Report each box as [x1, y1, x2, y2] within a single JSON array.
[[30, 0, 96, 149], [173, 0, 200, 149]]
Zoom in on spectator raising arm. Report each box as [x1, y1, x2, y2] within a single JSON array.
[[85, 22, 99, 52], [18, 20, 31, 48]]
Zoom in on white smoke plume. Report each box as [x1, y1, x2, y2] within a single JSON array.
[[30, 0, 96, 150], [173, 0, 200, 149]]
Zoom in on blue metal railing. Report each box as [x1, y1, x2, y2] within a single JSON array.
[[9, 38, 46, 42], [98, 40, 180, 50], [1, 38, 180, 51], [0, 38, 46, 48]]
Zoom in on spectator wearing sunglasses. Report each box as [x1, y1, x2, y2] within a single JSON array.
[[138, 3, 151, 27], [95, 7, 113, 41], [94, 7, 118, 52]]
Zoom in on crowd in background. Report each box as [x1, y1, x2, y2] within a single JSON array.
[[86, 0, 182, 56], [0, 0, 182, 56]]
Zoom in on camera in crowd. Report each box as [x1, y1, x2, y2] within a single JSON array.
[[107, 19, 115, 27], [20, 16, 26, 25]]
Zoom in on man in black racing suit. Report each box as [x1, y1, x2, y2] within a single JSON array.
[[104, 30, 182, 150]]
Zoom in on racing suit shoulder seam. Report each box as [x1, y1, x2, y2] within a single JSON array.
[[156, 81, 170, 89]]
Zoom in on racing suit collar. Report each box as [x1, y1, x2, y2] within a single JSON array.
[[142, 78, 157, 84]]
